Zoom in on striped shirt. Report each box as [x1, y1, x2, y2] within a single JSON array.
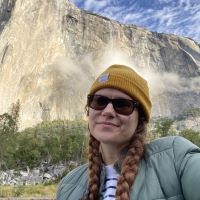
[[102, 165, 119, 200]]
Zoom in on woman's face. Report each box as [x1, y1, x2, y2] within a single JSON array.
[[88, 88, 139, 148]]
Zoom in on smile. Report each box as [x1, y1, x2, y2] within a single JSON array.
[[97, 122, 120, 127]]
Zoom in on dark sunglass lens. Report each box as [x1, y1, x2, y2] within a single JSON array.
[[113, 99, 134, 115], [90, 95, 108, 110], [88, 95, 138, 115]]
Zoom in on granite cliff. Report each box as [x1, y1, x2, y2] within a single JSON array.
[[0, 0, 199, 129]]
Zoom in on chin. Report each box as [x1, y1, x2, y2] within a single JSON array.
[[93, 133, 115, 143]]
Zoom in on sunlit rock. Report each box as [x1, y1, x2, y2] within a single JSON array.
[[0, 0, 199, 129]]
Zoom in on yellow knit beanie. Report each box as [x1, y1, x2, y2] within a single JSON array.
[[89, 64, 152, 122]]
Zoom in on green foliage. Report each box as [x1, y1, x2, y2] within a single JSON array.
[[0, 113, 16, 134], [179, 129, 200, 147], [0, 100, 20, 134], [176, 107, 200, 120], [152, 117, 174, 137], [14, 133, 43, 168], [0, 100, 20, 169], [0, 118, 87, 170]]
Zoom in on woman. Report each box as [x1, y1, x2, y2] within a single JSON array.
[[57, 64, 200, 200]]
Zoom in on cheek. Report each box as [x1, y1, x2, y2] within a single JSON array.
[[122, 115, 139, 135], [88, 109, 98, 132], [88, 108, 96, 119]]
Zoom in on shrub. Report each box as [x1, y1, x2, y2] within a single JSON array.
[[152, 117, 174, 137], [179, 129, 200, 147], [0, 119, 87, 170]]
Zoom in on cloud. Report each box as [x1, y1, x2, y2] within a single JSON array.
[[83, 0, 108, 11], [70, 0, 200, 43]]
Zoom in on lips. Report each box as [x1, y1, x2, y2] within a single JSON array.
[[97, 121, 119, 127]]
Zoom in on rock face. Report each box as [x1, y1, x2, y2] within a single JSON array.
[[0, 0, 15, 32], [0, 0, 199, 129], [0, 163, 66, 185], [174, 117, 200, 132]]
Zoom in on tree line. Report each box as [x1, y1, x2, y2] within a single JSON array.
[[0, 101, 199, 171], [0, 101, 87, 170]]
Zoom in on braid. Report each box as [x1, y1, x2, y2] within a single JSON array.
[[83, 114, 147, 200], [83, 134, 101, 200], [115, 118, 147, 200]]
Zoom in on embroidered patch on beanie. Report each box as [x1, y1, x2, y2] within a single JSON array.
[[98, 73, 109, 83]]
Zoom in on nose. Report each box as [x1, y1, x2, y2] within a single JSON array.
[[101, 102, 116, 117]]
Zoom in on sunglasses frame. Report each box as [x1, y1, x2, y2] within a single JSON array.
[[87, 94, 139, 115]]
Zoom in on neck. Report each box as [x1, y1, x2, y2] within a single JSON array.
[[100, 143, 126, 165]]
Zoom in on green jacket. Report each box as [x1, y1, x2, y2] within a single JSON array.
[[57, 136, 200, 200]]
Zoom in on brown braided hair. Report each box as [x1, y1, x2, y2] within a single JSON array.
[[83, 109, 147, 200], [115, 117, 146, 200]]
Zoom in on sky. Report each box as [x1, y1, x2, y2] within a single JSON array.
[[70, 0, 200, 44]]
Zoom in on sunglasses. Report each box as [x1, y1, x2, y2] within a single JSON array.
[[87, 94, 138, 115]]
